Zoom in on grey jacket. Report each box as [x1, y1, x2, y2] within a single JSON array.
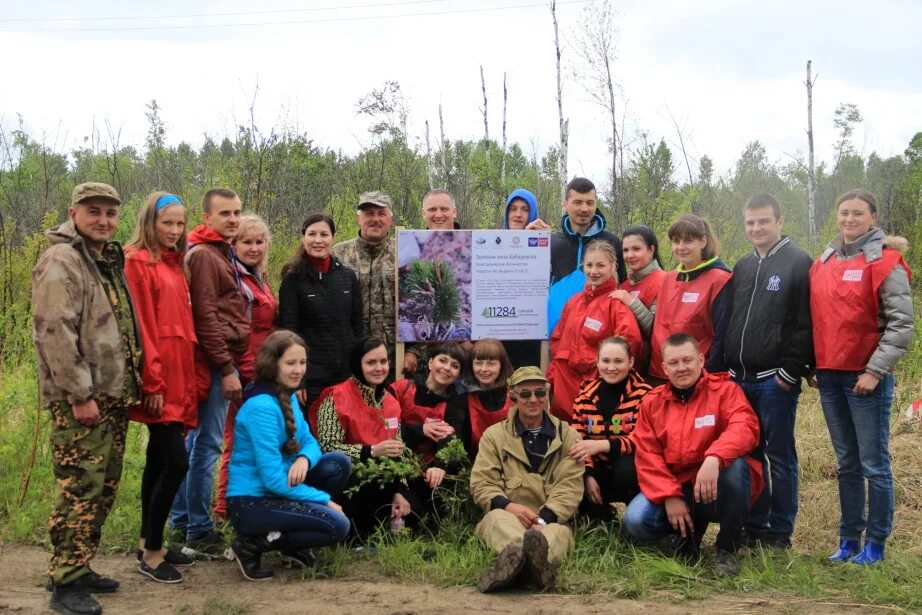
[[818, 228, 914, 378]]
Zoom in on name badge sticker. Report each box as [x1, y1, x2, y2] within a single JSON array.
[[424, 416, 441, 424], [583, 316, 603, 332], [385, 417, 399, 429], [694, 414, 716, 429], [629, 290, 641, 300], [842, 269, 863, 282], [682, 292, 700, 303]]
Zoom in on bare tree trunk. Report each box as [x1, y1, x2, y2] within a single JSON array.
[[480, 65, 490, 144], [667, 106, 694, 186], [604, 46, 617, 211], [805, 60, 817, 248], [425, 119, 436, 189], [551, 0, 568, 202], [438, 103, 448, 186], [501, 72, 508, 186]]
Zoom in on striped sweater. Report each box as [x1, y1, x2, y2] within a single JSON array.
[[571, 371, 651, 470]]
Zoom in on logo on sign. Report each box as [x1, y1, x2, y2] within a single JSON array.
[[512, 236, 521, 245], [583, 316, 603, 332], [767, 275, 781, 291], [681, 292, 700, 303], [528, 237, 538, 247], [694, 415, 716, 429], [538, 237, 548, 246], [495, 236, 502, 245], [842, 269, 863, 282]]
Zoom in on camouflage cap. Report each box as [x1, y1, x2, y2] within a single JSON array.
[[358, 190, 393, 211], [508, 366, 549, 387], [72, 182, 122, 206]]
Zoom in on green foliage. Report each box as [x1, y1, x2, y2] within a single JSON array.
[[403, 258, 461, 325], [345, 450, 423, 497]]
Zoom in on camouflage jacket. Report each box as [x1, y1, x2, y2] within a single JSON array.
[[32, 219, 143, 406], [333, 234, 396, 353]]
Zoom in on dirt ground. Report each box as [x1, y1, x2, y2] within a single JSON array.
[[0, 544, 868, 615]]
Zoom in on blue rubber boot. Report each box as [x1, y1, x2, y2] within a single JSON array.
[[828, 539, 861, 562], [850, 542, 885, 565]]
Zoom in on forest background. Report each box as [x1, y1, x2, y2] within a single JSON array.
[[1, 0, 921, 609]]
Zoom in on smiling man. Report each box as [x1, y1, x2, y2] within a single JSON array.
[[33, 182, 143, 615], [421, 189, 459, 230], [624, 334, 762, 577], [723, 194, 814, 550], [333, 191, 399, 378], [470, 366, 583, 593]]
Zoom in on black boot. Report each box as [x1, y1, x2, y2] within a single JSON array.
[[231, 535, 274, 582], [50, 581, 102, 615]]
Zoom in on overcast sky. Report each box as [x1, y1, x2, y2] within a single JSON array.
[[1, 0, 920, 184]]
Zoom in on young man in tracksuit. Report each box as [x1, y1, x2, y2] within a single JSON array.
[[723, 194, 814, 549]]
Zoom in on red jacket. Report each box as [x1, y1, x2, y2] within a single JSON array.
[[124, 247, 198, 427], [620, 267, 667, 309], [236, 266, 278, 382], [309, 378, 402, 445], [548, 279, 643, 421], [633, 371, 763, 505]]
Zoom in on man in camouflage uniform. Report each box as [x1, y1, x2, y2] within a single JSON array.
[[33, 182, 142, 615], [333, 191, 400, 379]]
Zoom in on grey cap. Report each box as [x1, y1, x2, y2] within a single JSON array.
[[72, 182, 122, 206], [358, 191, 394, 211]]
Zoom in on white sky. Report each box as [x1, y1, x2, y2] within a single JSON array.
[[1, 0, 920, 183]]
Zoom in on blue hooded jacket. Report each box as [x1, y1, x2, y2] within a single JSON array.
[[503, 189, 539, 229]]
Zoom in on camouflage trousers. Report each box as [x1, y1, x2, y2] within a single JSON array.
[[47, 398, 129, 585]]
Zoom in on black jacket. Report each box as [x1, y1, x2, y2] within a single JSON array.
[[550, 211, 626, 285], [724, 236, 814, 383], [278, 257, 364, 390]]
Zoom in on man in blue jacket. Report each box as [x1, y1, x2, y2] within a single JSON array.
[[723, 194, 814, 550], [547, 177, 625, 334], [504, 188, 549, 231]]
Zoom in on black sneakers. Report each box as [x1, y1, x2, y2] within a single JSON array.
[[135, 548, 195, 567], [231, 535, 274, 582], [182, 530, 228, 559], [476, 543, 526, 593], [138, 559, 184, 584], [714, 549, 741, 576], [50, 582, 102, 615]]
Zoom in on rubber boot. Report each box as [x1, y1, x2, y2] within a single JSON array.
[[827, 539, 861, 563], [850, 541, 885, 566]]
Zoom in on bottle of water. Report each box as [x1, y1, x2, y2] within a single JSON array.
[[390, 515, 405, 533]]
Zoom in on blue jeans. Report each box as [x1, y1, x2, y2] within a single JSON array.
[[817, 370, 895, 545], [171, 368, 230, 540], [624, 457, 751, 551], [227, 452, 352, 550], [736, 376, 800, 541]]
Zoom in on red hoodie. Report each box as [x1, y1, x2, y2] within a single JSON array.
[[124, 246, 198, 427], [186, 225, 251, 376], [633, 370, 763, 505], [236, 264, 278, 382]]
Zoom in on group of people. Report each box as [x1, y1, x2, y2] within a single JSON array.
[[32, 177, 912, 614]]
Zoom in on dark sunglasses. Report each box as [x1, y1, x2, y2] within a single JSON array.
[[515, 389, 548, 400]]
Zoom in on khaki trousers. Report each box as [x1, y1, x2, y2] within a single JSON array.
[[475, 509, 574, 563]]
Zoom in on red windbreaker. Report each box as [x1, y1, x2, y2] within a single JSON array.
[[547, 279, 643, 421], [620, 267, 667, 309], [236, 266, 278, 382], [124, 247, 198, 427], [633, 371, 763, 505]]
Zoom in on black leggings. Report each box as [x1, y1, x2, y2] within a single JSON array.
[[140, 422, 189, 551], [580, 453, 639, 521]]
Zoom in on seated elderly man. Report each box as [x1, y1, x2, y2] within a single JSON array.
[[624, 333, 763, 576], [470, 366, 584, 593]]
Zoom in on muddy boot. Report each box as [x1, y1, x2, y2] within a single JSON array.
[[522, 529, 557, 592], [231, 535, 274, 582], [476, 544, 525, 593], [50, 581, 102, 615]]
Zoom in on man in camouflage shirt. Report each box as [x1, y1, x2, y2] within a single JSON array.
[[33, 182, 142, 615], [333, 191, 402, 380]]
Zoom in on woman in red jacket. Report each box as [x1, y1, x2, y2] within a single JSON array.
[[548, 241, 642, 421], [648, 214, 732, 384], [124, 192, 197, 583], [215, 215, 278, 520]]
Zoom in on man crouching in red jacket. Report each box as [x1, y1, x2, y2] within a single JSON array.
[[623, 333, 763, 576]]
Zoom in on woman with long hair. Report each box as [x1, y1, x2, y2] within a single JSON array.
[[215, 215, 278, 520], [311, 337, 414, 535], [227, 331, 352, 581], [547, 241, 642, 421], [648, 214, 732, 384], [279, 213, 363, 409], [568, 337, 651, 521], [124, 192, 196, 582], [442, 339, 514, 461], [611, 225, 666, 338], [810, 189, 913, 565]]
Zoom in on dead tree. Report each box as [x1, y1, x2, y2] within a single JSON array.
[[501, 72, 508, 185], [425, 119, 436, 189], [438, 103, 448, 182], [805, 60, 817, 247], [551, 0, 568, 202]]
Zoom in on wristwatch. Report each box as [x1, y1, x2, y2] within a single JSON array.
[[536, 517, 547, 527]]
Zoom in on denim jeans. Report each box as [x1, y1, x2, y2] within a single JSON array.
[[171, 368, 230, 540], [624, 457, 751, 551], [736, 376, 800, 541], [227, 452, 352, 550], [817, 370, 895, 545]]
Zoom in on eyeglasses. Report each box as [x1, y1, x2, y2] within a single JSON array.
[[515, 389, 547, 400]]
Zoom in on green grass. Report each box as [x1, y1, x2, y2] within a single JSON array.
[[3, 358, 922, 611]]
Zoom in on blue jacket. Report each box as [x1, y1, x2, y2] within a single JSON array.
[[503, 189, 539, 229], [227, 382, 328, 503], [547, 211, 625, 335]]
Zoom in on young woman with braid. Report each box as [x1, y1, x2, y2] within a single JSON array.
[[567, 337, 651, 521], [226, 331, 351, 581]]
